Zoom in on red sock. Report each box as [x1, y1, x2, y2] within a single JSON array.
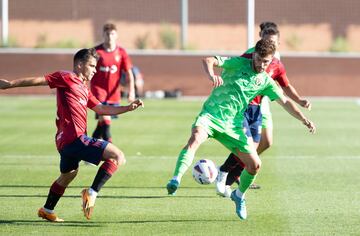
[[50, 181, 66, 195], [44, 181, 66, 210], [100, 159, 118, 175]]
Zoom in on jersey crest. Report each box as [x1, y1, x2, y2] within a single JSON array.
[[254, 76, 264, 87]]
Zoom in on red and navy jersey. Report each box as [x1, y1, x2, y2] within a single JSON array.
[[90, 44, 132, 103], [45, 71, 100, 150], [241, 52, 289, 105]]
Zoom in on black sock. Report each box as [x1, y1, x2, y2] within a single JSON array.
[[220, 153, 239, 172], [43, 181, 65, 210], [92, 123, 103, 139], [226, 165, 243, 186], [91, 168, 112, 192], [102, 124, 111, 142], [44, 191, 62, 210]]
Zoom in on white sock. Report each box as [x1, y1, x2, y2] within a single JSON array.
[[235, 189, 244, 200], [88, 188, 98, 199], [172, 176, 181, 183], [219, 171, 228, 179], [43, 207, 54, 214]]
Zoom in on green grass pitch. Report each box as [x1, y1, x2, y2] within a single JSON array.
[[0, 96, 359, 235]]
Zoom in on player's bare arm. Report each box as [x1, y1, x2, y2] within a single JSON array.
[[202, 57, 223, 87], [282, 84, 311, 110], [276, 97, 316, 133], [92, 99, 144, 115], [0, 77, 47, 89], [126, 69, 136, 102]]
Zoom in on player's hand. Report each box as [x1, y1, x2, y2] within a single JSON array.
[[210, 75, 223, 87], [300, 99, 312, 111], [0, 79, 12, 89], [127, 99, 144, 111], [303, 119, 316, 134]]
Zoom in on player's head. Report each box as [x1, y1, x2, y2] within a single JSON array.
[[259, 21, 278, 32], [260, 26, 280, 49], [252, 39, 276, 73], [103, 23, 118, 45], [73, 48, 99, 81]]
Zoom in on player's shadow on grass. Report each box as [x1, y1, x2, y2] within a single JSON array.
[[0, 185, 220, 199], [0, 185, 167, 189], [0, 218, 236, 227], [0, 220, 104, 227], [0, 185, 214, 190], [0, 194, 218, 199]]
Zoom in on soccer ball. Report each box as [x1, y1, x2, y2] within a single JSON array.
[[192, 159, 218, 185]]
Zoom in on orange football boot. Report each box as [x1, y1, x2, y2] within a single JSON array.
[[38, 207, 64, 222]]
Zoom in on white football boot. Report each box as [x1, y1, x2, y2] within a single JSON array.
[[215, 169, 229, 197]]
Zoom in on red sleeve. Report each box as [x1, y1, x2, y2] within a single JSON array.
[[273, 61, 289, 87], [240, 52, 253, 59], [87, 90, 101, 109], [44, 71, 74, 89], [120, 48, 132, 72]]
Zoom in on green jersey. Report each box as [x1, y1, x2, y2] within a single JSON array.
[[200, 56, 283, 127]]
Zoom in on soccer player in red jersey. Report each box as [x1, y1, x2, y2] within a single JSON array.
[[216, 24, 312, 197], [0, 48, 144, 222], [90, 23, 136, 143]]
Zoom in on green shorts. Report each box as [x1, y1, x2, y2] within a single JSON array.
[[192, 113, 255, 154], [260, 96, 273, 129]]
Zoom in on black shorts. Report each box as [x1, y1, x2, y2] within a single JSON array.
[[59, 134, 109, 173]]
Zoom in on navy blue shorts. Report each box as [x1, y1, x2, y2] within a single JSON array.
[[243, 105, 262, 143], [95, 102, 119, 119], [59, 134, 109, 173]]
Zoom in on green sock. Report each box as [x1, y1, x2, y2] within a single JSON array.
[[173, 149, 195, 180], [239, 169, 257, 194]]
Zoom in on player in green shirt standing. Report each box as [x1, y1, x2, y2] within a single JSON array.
[[166, 39, 316, 220]]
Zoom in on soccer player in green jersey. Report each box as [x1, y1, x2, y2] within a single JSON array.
[[216, 23, 312, 195], [166, 39, 316, 220]]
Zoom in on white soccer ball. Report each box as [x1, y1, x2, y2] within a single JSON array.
[[192, 159, 218, 185]]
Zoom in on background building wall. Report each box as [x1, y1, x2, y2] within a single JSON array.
[[6, 0, 360, 52]]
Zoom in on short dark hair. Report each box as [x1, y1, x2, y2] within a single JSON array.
[[259, 21, 278, 31], [255, 39, 276, 58], [73, 48, 99, 65], [260, 26, 280, 38], [103, 23, 117, 32]]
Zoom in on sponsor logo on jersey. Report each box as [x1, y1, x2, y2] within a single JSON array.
[[99, 65, 118, 74], [254, 76, 264, 86], [79, 98, 87, 105]]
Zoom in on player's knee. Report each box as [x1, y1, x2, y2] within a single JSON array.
[[265, 138, 273, 148], [112, 148, 126, 166], [247, 159, 261, 175], [260, 137, 272, 151], [66, 169, 78, 180], [58, 169, 78, 186], [255, 159, 262, 172]]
